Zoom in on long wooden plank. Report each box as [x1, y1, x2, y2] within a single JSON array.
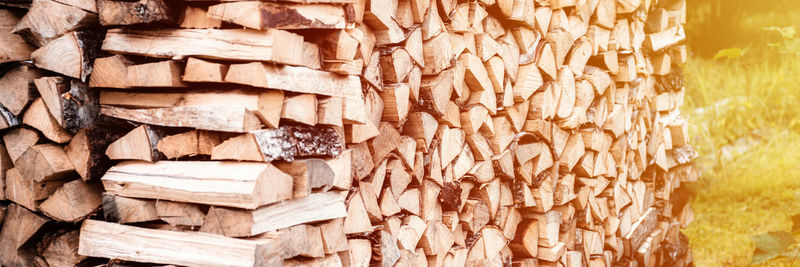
[[225, 62, 362, 98], [101, 161, 293, 209], [202, 191, 347, 237], [78, 220, 282, 267], [102, 28, 305, 66], [100, 105, 261, 133]]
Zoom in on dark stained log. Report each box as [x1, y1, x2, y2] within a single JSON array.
[[34, 77, 99, 133], [96, 0, 174, 26]]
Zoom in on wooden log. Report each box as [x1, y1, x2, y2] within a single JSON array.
[[32, 30, 103, 81], [41, 229, 86, 267], [97, 0, 173, 25], [278, 224, 325, 258], [12, 0, 97, 47], [281, 94, 317, 126], [5, 167, 64, 210], [100, 105, 261, 133], [101, 161, 293, 209], [421, 33, 453, 75], [211, 125, 343, 162], [102, 193, 158, 224], [105, 124, 162, 162], [126, 60, 187, 87], [88, 55, 130, 88], [39, 179, 102, 222], [275, 159, 335, 198], [179, 6, 223, 29], [65, 123, 131, 181], [208, 2, 349, 30], [0, 64, 40, 116], [201, 191, 347, 237], [102, 28, 305, 66], [23, 98, 73, 143], [0, 204, 50, 267], [78, 219, 282, 267], [3, 127, 39, 162], [183, 57, 228, 83], [0, 10, 34, 63], [15, 143, 75, 182], [225, 62, 362, 99], [155, 200, 206, 227], [34, 77, 98, 133]]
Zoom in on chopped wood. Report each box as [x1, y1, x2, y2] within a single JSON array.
[[102, 194, 158, 224], [0, 64, 40, 116], [41, 229, 86, 267], [102, 28, 305, 65], [34, 77, 98, 133], [201, 191, 347, 237], [40, 179, 102, 222], [0, 204, 49, 267], [13, 0, 97, 47], [101, 105, 261, 133], [0, 10, 34, 63], [101, 161, 293, 209], [105, 124, 161, 162], [208, 2, 349, 30], [179, 7, 223, 29], [15, 143, 75, 182], [32, 30, 102, 80], [97, 0, 173, 25], [78, 219, 282, 267], [211, 125, 343, 162], [226, 62, 362, 98]]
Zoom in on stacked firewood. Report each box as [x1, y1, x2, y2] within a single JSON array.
[[0, 0, 697, 266]]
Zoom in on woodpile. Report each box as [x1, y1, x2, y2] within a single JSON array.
[[0, 0, 697, 266]]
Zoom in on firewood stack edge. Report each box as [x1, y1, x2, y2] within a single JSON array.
[[0, 0, 697, 266]]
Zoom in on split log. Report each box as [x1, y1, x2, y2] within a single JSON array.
[[226, 62, 362, 99], [126, 60, 187, 87], [96, 0, 173, 25], [3, 127, 39, 162], [78, 219, 282, 267], [105, 124, 162, 162], [101, 161, 293, 209], [155, 200, 206, 227], [12, 0, 97, 47], [179, 6, 223, 29], [5, 167, 67, 211], [100, 105, 261, 133], [0, 64, 40, 116], [211, 125, 343, 162], [0, 10, 34, 63], [65, 123, 131, 181], [0, 204, 50, 267], [201, 191, 347, 237], [34, 77, 98, 133], [31, 30, 103, 80], [15, 143, 75, 182], [208, 2, 349, 30], [23, 98, 72, 143], [275, 159, 335, 198], [278, 224, 325, 258], [102, 193, 158, 224], [102, 28, 305, 66], [39, 179, 103, 222], [41, 229, 86, 267], [183, 57, 228, 83]]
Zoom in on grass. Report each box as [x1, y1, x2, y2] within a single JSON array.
[[681, 43, 800, 265]]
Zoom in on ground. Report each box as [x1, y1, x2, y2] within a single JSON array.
[[681, 9, 800, 264]]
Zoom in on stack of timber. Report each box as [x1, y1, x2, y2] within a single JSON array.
[[0, 0, 698, 266]]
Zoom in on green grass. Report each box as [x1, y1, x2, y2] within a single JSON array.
[[682, 53, 800, 266]]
